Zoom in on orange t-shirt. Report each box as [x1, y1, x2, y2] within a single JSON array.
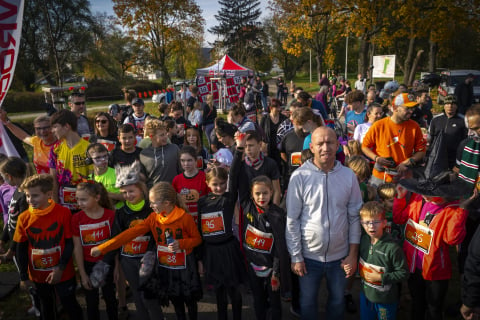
[[97, 206, 202, 256], [362, 117, 426, 182], [28, 136, 56, 174], [13, 202, 75, 283]]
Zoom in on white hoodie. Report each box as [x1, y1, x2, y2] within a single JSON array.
[[286, 160, 362, 263]]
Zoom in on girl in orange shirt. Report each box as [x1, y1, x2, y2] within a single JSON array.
[[91, 182, 202, 320]]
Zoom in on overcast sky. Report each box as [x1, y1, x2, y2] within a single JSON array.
[[90, 0, 270, 46]]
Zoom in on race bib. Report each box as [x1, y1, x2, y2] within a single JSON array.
[[157, 245, 186, 269], [290, 152, 301, 167], [121, 236, 150, 257], [79, 221, 111, 246], [201, 211, 226, 236], [358, 258, 390, 292], [31, 246, 61, 271], [244, 224, 274, 253], [62, 187, 78, 210], [404, 219, 434, 254]]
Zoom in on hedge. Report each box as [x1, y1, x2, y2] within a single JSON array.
[[2, 79, 165, 113]]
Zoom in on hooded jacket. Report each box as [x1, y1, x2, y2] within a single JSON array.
[[393, 193, 467, 280], [286, 160, 362, 263]]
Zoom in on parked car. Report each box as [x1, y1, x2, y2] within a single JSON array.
[[437, 69, 480, 104]]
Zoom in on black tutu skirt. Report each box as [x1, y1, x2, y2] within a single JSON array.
[[203, 237, 247, 289], [156, 252, 203, 302]]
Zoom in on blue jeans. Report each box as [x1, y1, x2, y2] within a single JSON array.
[[359, 291, 398, 320], [299, 258, 346, 320]]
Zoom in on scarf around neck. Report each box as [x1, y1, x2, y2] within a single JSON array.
[[29, 199, 55, 215], [458, 138, 480, 188], [245, 152, 264, 170]]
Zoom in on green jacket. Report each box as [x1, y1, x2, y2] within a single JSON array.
[[359, 232, 408, 304]]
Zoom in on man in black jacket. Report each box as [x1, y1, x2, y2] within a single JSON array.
[[461, 225, 480, 319], [455, 73, 475, 115]]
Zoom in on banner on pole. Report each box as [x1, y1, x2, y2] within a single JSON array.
[[0, 0, 24, 157], [372, 55, 395, 79]]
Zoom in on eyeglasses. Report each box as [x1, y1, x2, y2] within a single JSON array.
[[95, 119, 108, 124], [361, 220, 383, 227], [73, 101, 86, 105], [92, 155, 108, 161], [34, 126, 51, 131]]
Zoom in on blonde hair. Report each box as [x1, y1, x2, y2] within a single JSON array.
[[346, 155, 371, 181], [150, 182, 189, 213], [144, 118, 166, 136], [345, 140, 363, 157], [292, 107, 323, 127], [360, 201, 385, 220], [377, 183, 396, 201]]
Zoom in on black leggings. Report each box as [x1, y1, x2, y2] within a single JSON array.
[[247, 265, 282, 320], [170, 296, 198, 320], [83, 260, 118, 320], [215, 285, 242, 320], [35, 277, 83, 320], [408, 269, 449, 320]]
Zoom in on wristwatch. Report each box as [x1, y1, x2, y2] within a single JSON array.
[[408, 158, 416, 167]]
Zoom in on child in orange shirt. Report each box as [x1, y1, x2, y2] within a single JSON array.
[[13, 174, 83, 320], [92, 181, 202, 320]]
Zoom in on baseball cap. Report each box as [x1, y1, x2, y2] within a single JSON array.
[[394, 93, 418, 108], [132, 98, 144, 105]]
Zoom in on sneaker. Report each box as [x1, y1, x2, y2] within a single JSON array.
[[290, 305, 301, 318], [118, 306, 129, 320], [27, 305, 40, 317], [345, 294, 357, 313]]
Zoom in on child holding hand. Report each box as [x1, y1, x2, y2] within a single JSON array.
[[358, 201, 408, 320]]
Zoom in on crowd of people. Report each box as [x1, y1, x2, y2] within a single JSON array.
[[0, 74, 479, 320]]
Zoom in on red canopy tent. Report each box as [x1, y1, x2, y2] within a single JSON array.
[[196, 55, 254, 108], [196, 54, 254, 77]]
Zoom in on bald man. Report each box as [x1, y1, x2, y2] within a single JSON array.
[[285, 127, 362, 319]]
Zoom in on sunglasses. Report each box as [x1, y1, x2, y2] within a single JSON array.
[[95, 119, 108, 124], [73, 101, 86, 105]]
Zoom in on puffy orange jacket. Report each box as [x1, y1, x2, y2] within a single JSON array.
[[393, 193, 467, 280]]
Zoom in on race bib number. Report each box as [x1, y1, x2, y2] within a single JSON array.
[[62, 187, 77, 204], [79, 221, 111, 246], [359, 258, 390, 292], [31, 246, 61, 271], [201, 211, 226, 236], [96, 139, 116, 152], [244, 224, 274, 253], [404, 219, 434, 254], [290, 152, 301, 167], [121, 236, 150, 257], [157, 245, 186, 269]]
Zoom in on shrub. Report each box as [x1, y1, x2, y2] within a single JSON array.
[[2, 91, 45, 113]]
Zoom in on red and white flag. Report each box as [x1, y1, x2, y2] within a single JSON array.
[[0, 0, 24, 157]]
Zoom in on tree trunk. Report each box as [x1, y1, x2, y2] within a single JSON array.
[[403, 37, 416, 85], [428, 40, 438, 72], [358, 38, 369, 77], [408, 49, 424, 85], [315, 53, 322, 83]]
